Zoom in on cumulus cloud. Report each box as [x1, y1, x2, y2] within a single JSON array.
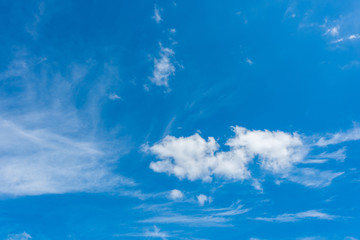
[[254, 210, 337, 222], [145, 126, 351, 188], [168, 189, 184, 200], [150, 43, 176, 87], [227, 127, 307, 174], [147, 133, 220, 181], [197, 194, 212, 206]]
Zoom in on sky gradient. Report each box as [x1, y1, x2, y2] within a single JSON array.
[[1, 0, 360, 239]]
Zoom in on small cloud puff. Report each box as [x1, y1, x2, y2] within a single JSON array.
[[168, 189, 184, 200], [197, 194, 212, 206], [246, 58, 254, 65], [150, 43, 176, 87], [109, 93, 122, 100]]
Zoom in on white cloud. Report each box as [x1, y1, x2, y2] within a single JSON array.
[[205, 200, 250, 216], [147, 133, 220, 182], [297, 237, 326, 240], [168, 189, 184, 200], [324, 26, 340, 36], [348, 34, 360, 40], [0, 117, 132, 196], [254, 210, 337, 222], [6, 232, 32, 240], [0, 51, 132, 196], [316, 127, 360, 146], [150, 43, 176, 87], [143, 226, 170, 239], [312, 147, 347, 162], [227, 126, 307, 174], [153, 5, 162, 24], [286, 168, 343, 188], [344, 237, 358, 240], [147, 127, 304, 180], [146, 126, 351, 188], [197, 194, 212, 206], [140, 214, 230, 227], [332, 34, 360, 44], [108, 93, 122, 100], [25, 2, 45, 40], [115, 226, 171, 240], [246, 58, 254, 65], [341, 60, 360, 70]]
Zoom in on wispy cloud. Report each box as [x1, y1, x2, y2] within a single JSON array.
[[25, 2, 45, 40], [246, 58, 254, 65], [204, 200, 250, 216], [0, 116, 132, 196], [137, 200, 249, 228], [115, 226, 172, 240], [140, 214, 231, 227], [253, 210, 337, 222], [108, 93, 122, 100], [153, 5, 162, 24], [6, 232, 32, 240], [0, 50, 132, 196], [286, 168, 343, 188], [316, 127, 360, 146]]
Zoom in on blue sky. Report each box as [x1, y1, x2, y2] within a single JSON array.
[[1, 0, 360, 239]]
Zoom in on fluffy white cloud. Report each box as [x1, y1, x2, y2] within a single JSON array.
[[254, 210, 337, 222], [168, 189, 184, 200], [148, 133, 219, 181], [150, 44, 176, 87], [146, 126, 350, 188], [227, 127, 307, 174]]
